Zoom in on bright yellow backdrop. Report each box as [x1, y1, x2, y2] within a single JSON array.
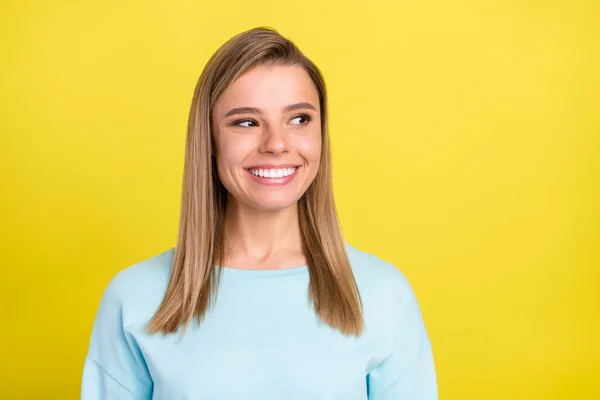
[[1, 0, 598, 398]]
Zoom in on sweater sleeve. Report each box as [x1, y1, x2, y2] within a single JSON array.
[[81, 275, 153, 399], [367, 280, 438, 399]]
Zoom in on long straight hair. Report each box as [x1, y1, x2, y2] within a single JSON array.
[[148, 27, 364, 337]]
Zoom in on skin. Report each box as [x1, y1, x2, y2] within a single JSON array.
[[211, 64, 322, 270]]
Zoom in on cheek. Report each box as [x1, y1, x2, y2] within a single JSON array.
[[213, 138, 247, 190], [215, 135, 253, 168], [296, 132, 322, 163]]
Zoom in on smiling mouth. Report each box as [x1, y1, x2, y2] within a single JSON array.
[[246, 166, 299, 179]]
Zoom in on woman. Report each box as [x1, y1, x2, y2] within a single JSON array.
[[81, 27, 438, 399]]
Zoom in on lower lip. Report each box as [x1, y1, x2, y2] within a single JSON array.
[[245, 167, 301, 186]]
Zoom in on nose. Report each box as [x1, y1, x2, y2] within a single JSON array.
[[259, 124, 289, 155]]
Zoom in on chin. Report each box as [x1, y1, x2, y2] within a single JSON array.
[[249, 196, 299, 212]]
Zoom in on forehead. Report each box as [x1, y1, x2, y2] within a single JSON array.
[[214, 65, 319, 114]]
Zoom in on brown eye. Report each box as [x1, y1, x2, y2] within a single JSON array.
[[234, 119, 258, 127], [290, 114, 312, 125]]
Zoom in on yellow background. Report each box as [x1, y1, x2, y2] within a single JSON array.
[[1, 0, 598, 398]]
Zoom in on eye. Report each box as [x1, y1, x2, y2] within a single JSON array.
[[233, 119, 258, 127], [290, 114, 312, 125]]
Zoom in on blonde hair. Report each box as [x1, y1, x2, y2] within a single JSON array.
[[148, 27, 364, 337]]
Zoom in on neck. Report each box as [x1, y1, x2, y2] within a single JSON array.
[[222, 196, 304, 269]]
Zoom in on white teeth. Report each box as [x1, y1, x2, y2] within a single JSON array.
[[248, 167, 297, 178]]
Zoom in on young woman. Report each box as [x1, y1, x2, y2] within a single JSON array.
[[81, 27, 438, 399]]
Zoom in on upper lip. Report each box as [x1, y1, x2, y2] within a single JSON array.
[[245, 164, 301, 170]]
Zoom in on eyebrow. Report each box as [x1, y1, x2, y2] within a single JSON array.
[[223, 102, 317, 118]]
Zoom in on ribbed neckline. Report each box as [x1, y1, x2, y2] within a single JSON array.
[[165, 247, 311, 281], [216, 264, 309, 281]]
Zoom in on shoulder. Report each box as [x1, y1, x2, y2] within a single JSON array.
[[98, 247, 175, 322], [344, 243, 431, 346], [345, 242, 413, 294], [344, 242, 423, 317]]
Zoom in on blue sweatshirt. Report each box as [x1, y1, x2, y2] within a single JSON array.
[[81, 244, 438, 399]]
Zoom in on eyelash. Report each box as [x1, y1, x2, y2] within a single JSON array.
[[292, 114, 312, 124], [232, 119, 258, 127], [232, 114, 312, 127]]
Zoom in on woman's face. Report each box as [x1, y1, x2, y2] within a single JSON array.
[[211, 64, 322, 211]]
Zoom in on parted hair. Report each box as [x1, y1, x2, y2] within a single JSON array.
[[147, 27, 364, 337]]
